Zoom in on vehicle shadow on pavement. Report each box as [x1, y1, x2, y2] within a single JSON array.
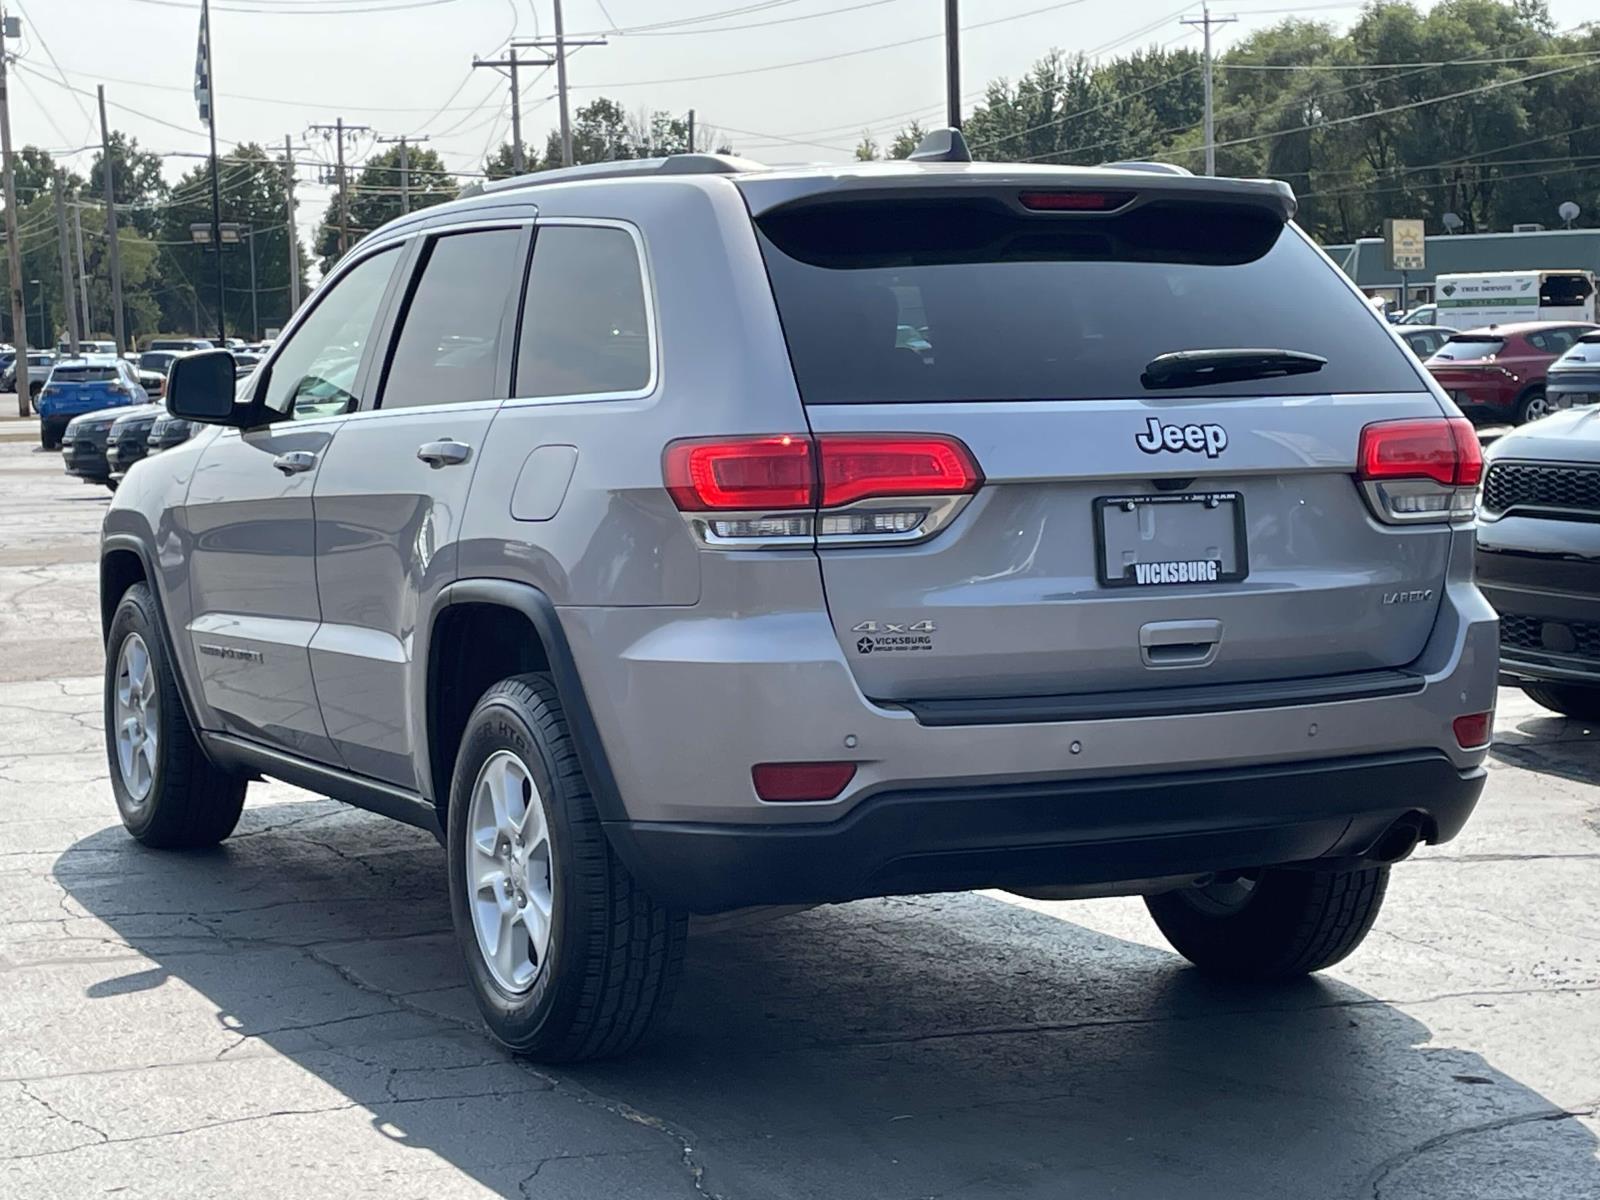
[[1490, 712, 1600, 789], [56, 804, 1600, 1199]]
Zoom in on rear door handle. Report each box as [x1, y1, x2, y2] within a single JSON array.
[[272, 450, 318, 475], [1139, 619, 1222, 668], [417, 438, 472, 468]]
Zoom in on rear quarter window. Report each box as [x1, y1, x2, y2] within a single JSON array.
[[754, 196, 1424, 403], [1431, 339, 1504, 362]]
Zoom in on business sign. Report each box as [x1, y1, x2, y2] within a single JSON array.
[[1383, 219, 1426, 272]]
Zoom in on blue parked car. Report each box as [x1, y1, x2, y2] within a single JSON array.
[[37, 358, 148, 450]]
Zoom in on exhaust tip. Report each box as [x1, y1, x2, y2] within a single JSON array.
[[1371, 816, 1426, 864]]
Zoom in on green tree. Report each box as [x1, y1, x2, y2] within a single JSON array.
[[88, 132, 169, 237], [315, 144, 458, 271], [158, 144, 309, 339]]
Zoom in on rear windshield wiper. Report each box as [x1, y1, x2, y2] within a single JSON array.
[[1141, 348, 1328, 390]]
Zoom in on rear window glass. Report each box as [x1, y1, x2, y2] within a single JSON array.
[[754, 197, 1422, 402], [1432, 339, 1504, 361], [52, 366, 117, 382]]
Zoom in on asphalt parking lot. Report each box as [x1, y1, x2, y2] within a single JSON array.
[[1, 437, 1598, 1199]]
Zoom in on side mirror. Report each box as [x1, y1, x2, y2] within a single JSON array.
[[166, 350, 246, 425]]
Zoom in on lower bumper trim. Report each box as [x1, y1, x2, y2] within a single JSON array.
[[604, 752, 1484, 913]]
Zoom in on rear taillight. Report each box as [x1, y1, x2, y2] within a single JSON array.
[[664, 435, 814, 511], [1357, 417, 1481, 523], [664, 433, 982, 548]]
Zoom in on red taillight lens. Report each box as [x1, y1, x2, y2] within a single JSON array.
[[663, 435, 815, 510], [1358, 417, 1481, 487], [752, 761, 857, 802], [817, 435, 982, 507], [1018, 190, 1135, 212], [1453, 711, 1492, 749]]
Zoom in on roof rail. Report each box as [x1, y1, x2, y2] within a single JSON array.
[[475, 152, 766, 196], [1099, 160, 1193, 176]]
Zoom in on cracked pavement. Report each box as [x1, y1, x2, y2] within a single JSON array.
[[2, 440, 1599, 1198]]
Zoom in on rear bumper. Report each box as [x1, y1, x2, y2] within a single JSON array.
[[606, 752, 1485, 912]]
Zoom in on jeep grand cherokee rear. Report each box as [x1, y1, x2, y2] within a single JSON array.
[[598, 167, 1496, 983]]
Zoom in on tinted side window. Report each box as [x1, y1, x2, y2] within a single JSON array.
[[263, 247, 399, 420], [516, 225, 651, 398], [378, 228, 525, 410]]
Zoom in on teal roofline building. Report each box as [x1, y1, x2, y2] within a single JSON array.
[[1321, 228, 1600, 307]]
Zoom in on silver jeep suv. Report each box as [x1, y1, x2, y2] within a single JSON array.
[[99, 142, 1497, 1062]]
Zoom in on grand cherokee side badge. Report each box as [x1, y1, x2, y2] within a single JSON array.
[[1136, 417, 1228, 458]]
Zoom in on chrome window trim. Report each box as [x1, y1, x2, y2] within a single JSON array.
[[503, 216, 660, 410]]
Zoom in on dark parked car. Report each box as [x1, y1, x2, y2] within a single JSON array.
[[1478, 409, 1600, 718], [1426, 322, 1598, 424], [1545, 331, 1600, 413], [105, 404, 166, 482], [1397, 325, 1453, 360], [61, 408, 128, 489], [144, 410, 198, 454]]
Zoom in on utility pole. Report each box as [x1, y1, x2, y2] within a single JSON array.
[[198, 0, 226, 343], [72, 202, 90, 337], [308, 119, 370, 261], [685, 108, 695, 153], [473, 51, 550, 173], [1181, 2, 1236, 177], [52, 172, 78, 357], [944, 0, 961, 129], [0, 5, 31, 414], [282, 135, 301, 314], [98, 86, 127, 352], [376, 133, 428, 215], [515, 17, 607, 168]]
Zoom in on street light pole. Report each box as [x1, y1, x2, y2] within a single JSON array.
[[245, 225, 258, 341]]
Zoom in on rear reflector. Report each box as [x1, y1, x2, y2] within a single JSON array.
[[1453, 712, 1492, 749], [1018, 190, 1135, 212], [752, 761, 857, 802], [1358, 417, 1482, 487], [664, 435, 814, 511]]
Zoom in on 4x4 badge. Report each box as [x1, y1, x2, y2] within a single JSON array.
[[1135, 417, 1228, 458]]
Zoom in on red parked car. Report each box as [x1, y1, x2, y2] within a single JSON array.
[[1425, 322, 1599, 424]]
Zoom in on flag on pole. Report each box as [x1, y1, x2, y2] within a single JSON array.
[[194, 0, 211, 125]]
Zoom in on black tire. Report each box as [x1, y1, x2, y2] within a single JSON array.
[[105, 582, 246, 848], [1521, 681, 1600, 721], [40, 431, 59, 451], [1514, 386, 1550, 424], [28, 380, 41, 399], [446, 673, 686, 1062], [1145, 865, 1389, 981]]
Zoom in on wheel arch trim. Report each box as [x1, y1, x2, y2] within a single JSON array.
[[99, 533, 211, 748], [425, 579, 628, 824]]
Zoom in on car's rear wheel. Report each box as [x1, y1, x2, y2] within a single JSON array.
[[105, 583, 246, 847], [1145, 864, 1388, 980], [1520, 681, 1600, 721], [1515, 386, 1551, 424], [40, 428, 59, 451], [446, 673, 686, 1061]]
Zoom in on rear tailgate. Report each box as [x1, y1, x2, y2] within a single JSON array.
[[745, 175, 1453, 702]]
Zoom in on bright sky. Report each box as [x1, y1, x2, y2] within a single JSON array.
[[10, 0, 1596, 263]]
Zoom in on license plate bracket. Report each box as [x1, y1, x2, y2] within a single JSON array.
[[1094, 491, 1248, 588]]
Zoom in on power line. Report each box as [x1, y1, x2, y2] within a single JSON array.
[[575, 0, 1093, 91]]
